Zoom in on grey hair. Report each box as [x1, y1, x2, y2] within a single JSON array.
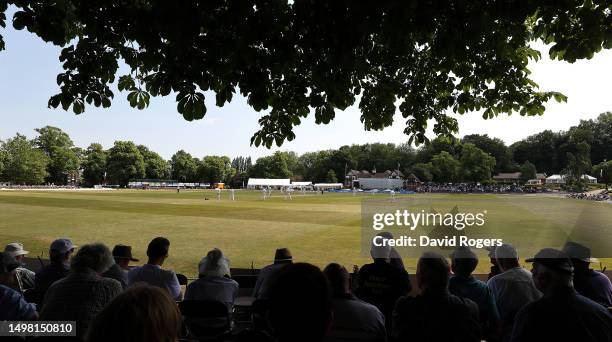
[[198, 248, 231, 278], [71, 243, 114, 273]]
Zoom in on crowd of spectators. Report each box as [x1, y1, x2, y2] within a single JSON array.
[[566, 191, 610, 201], [0, 237, 611, 342], [416, 183, 537, 194]]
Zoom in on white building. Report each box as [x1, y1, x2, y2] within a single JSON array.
[[545, 174, 597, 184]]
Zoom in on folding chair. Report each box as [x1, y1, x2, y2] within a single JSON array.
[[179, 300, 233, 341]]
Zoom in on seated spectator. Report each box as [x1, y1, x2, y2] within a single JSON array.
[[40, 243, 122, 339], [563, 241, 612, 307], [128, 237, 181, 300], [4, 242, 35, 292], [323, 263, 386, 342], [392, 252, 481, 342], [35, 238, 76, 294], [450, 247, 501, 340], [185, 248, 239, 310], [510, 248, 612, 342], [377, 232, 405, 270], [485, 246, 501, 280], [102, 244, 139, 289], [487, 244, 541, 342], [0, 252, 38, 320], [253, 248, 293, 298], [267, 263, 332, 342], [355, 243, 411, 327], [87, 284, 181, 342]]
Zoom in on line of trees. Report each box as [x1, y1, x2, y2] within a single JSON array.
[[0, 112, 610, 188]]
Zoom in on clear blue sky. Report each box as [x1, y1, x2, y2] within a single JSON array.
[[1, 7, 611, 160]]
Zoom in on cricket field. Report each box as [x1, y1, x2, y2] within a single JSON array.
[[0, 189, 610, 278]]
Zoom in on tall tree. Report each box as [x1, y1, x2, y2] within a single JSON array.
[[106, 141, 145, 187], [198, 156, 232, 183], [5, 2, 604, 147], [459, 143, 496, 182], [170, 150, 198, 182], [564, 141, 592, 188], [431, 151, 460, 183], [250, 151, 293, 179], [0, 134, 49, 184], [137, 145, 170, 179], [410, 163, 433, 182], [81, 143, 107, 186], [326, 169, 338, 183], [519, 161, 537, 183], [33, 126, 80, 184], [462, 134, 511, 173], [593, 160, 612, 190]]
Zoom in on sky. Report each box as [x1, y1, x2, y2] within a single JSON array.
[[0, 9, 611, 160]]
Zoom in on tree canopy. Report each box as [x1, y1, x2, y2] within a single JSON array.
[[2, 1, 609, 147], [0, 134, 49, 184]]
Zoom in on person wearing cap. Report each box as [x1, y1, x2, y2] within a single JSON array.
[[4, 242, 35, 292], [127, 237, 181, 300], [35, 238, 77, 295], [253, 248, 294, 299], [102, 245, 139, 289], [484, 246, 501, 280], [0, 252, 38, 320], [510, 248, 612, 342], [486, 244, 541, 342], [40, 243, 122, 339], [450, 247, 501, 340], [563, 241, 612, 308], [392, 252, 481, 342], [185, 248, 239, 311], [355, 241, 411, 330]]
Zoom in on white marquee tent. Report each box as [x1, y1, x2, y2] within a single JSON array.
[[247, 178, 291, 189]]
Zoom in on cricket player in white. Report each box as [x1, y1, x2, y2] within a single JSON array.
[[229, 188, 235, 201], [215, 187, 221, 200]]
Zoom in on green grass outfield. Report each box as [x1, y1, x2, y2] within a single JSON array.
[[0, 189, 610, 278]]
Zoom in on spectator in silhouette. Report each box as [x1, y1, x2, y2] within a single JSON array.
[[450, 247, 501, 340], [87, 284, 182, 342], [510, 248, 612, 342], [562, 241, 612, 307], [4, 242, 35, 292], [253, 248, 293, 298], [0, 252, 38, 320], [35, 238, 76, 294], [185, 248, 239, 310], [376, 232, 405, 270], [355, 242, 411, 327], [266, 263, 332, 342], [40, 243, 122, 339], [102, 245, 139, 289], [487, 244, 541, 342], [128, 237, 181, 300], [392, 252, 481, 342], [485, 246, 501, 280], [323, 263, 386, 342]]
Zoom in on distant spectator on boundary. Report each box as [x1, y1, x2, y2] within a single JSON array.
[[102, 245, 139, 289], [450, 247, 501, 340], [87, 284, 181, 342], [355, 241, 411, 327], [35, 238, 76, 294], [0, 252, 38, 320], [253, 248, 293, 298], [323, 263, 386, 342], [267, 263, 332, 342], [487, 243, 541, 342], [510, 248, 612, 342], [185, 248, 239, 310], [392, 252, 481, 342], [128, 237, 181, 300], [4, 242, 35, 292], [563, 241, 612, 307], [40, 243, 122, 339]]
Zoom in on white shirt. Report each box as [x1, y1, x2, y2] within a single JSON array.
[[128, 264, 181, 300]]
